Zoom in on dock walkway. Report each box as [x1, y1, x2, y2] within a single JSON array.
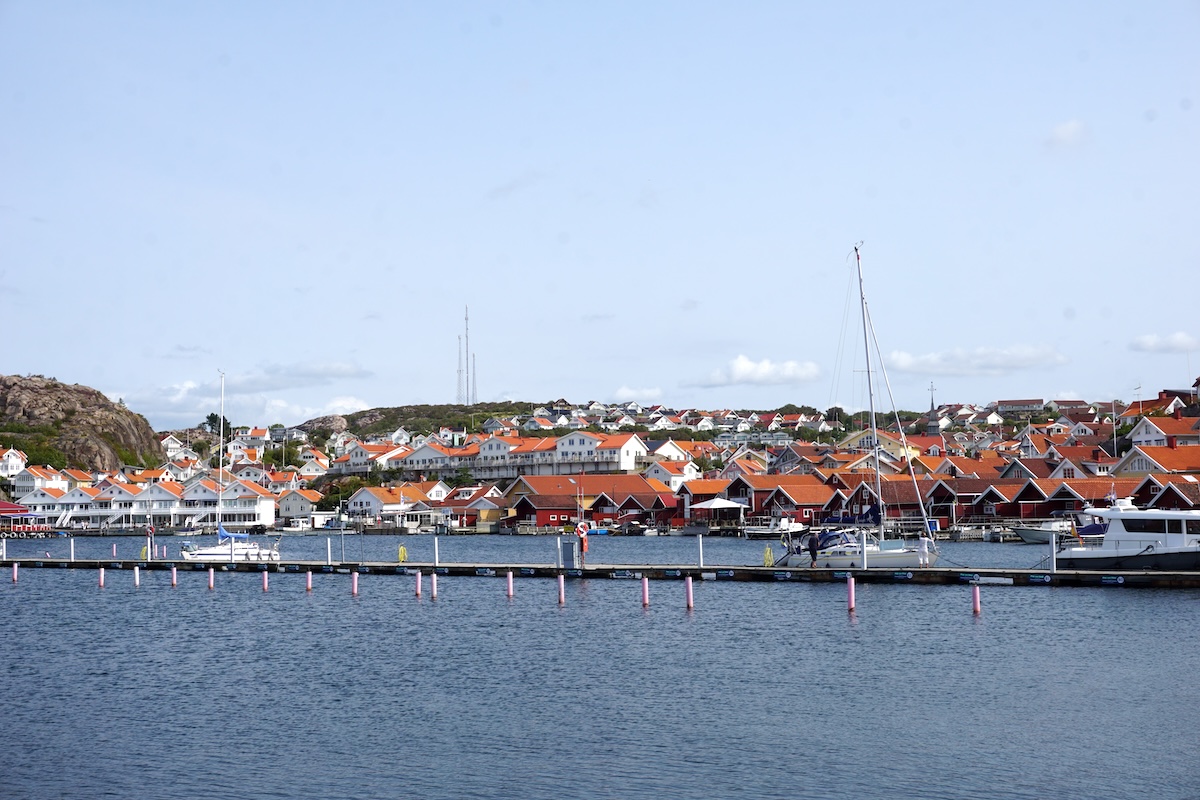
[[3, 557, 1198, 588]]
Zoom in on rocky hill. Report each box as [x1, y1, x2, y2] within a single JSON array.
[[0, 374, 165, 472]]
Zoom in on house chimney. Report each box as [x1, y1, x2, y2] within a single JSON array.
[[1168, 436, 1177, 449], [1174, 406, 1183, 420]]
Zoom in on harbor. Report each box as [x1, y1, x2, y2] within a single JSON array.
[[5, 532, 1200, 589], [4, 533, 1198, 800]]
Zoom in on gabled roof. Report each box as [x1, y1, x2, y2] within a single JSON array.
[[1133, 415, 1200, 435], [678, 479, 731, 497], [1121, 445, 1200, 473], [764, 483, 837, 506], [732, 474, 826, 490]]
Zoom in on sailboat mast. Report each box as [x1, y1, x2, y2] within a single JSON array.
[[218, 370, 225, 534], [854, 245, 885, 540]]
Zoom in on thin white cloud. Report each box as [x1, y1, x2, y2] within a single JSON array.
[[224, 362, 374, 394], [1047, 119, 1086, 147], [613, 385, 663, 403], [1130, 332, 1199, 353], [693, 355, 821, 388], [887, 346, 1067, 376], [263, 395, 371, 422]]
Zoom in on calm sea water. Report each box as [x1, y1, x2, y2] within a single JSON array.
[[3, 535, 1199, 799]]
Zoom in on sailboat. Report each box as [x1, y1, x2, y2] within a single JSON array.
[[779, 245, 937, 569], [179, 372, 281, 563]]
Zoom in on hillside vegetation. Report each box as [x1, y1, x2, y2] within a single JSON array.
[[0, 374, 165, 472]]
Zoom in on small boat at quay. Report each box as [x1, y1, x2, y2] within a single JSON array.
[[1055, 498, 1200, 570], [742, 516, 808, 539], [180, 527, 281, 563], [1013, 511, 1107, 545]]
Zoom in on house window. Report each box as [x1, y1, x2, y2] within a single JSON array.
[[549, 514, 558, 521]]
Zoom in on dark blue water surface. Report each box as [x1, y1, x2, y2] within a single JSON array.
[[3, 535, 1199, 799]]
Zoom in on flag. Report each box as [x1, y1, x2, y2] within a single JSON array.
[[1071, 521, 1084, 546]]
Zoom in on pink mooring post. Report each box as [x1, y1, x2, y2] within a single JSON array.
[[847, 575, 856, 613], [11, 563, 16, 583], [98, 566, 104, 588], [431, 572, 438, 600], [641, 576, 650, 607], [557, 574, 565, 605], [685, 575, 694, 610], [351, 572, 358, 596], [306, 571, 313, 592], [171, 566, 177, 587], [134, 566, 140, 588], [415, 571, 422, 597], [262, 570, 269, 592], [112, 543, 117, 558], [207, 567, 214, 591], [972, 584, 981, 615], [506, 570, 514, 598]]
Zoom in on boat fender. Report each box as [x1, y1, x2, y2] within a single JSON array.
[[139, 545, 148, 559], [397, 545, 408, 563], [763, 545, 773, 566]]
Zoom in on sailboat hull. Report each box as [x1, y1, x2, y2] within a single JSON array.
[[783, 545, 935, 569]]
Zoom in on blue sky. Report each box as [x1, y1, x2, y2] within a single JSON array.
[[2, 2, 1197, 431]]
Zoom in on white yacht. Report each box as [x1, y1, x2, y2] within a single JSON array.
[[1056, 499, 1200, 570]]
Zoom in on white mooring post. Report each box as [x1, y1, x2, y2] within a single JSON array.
[[698, 534, 704, 568], [1050, 532, 1057, 574]]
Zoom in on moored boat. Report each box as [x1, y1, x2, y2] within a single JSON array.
[[180, 527, 281, 562], [1056, 498, 1200, 570], [1013, 511, 1106, 545], [742, 516, 808, 539], [775, 245, 935, 570]]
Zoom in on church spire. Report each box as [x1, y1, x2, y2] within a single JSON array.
[[926, 381, 940, 437]]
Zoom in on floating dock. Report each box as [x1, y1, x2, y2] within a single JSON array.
[[3, 558, 1199, 588]]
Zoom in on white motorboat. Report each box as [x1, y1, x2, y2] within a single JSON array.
[[180, 528, 281, 562], [1013, 511, 1106, 545], [1055, 498, 1200, 570], [743, 516, 809, 540]]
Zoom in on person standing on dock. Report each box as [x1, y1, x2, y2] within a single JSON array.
[[807, 531, 820, 567], [917, 532, 931, 567]]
